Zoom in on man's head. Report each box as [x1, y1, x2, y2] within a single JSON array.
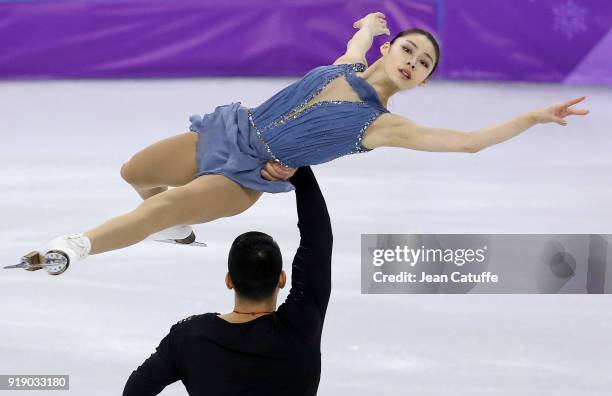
[[226, 231, 286, 302], [379, 28, 440, 90]]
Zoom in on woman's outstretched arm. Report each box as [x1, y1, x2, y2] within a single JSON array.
[[333, 12, 390, 66], [381, 96, 590, 153]]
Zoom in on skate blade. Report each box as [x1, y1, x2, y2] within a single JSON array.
[[5, 252, 44, 271], [4, 262, 44, 270], [154, 239, 207, 247], [5, 251, 69, 275]]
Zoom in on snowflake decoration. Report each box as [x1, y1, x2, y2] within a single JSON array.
[[552, 0, 588, 39]]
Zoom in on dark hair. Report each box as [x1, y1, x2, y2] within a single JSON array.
[[390, 28, 440, 79], [228, 231, 283, 301]]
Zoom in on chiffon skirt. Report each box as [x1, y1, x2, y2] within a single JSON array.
[[189, 102, 295, 194]]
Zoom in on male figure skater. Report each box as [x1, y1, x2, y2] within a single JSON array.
[[123, 166, 333, 395]]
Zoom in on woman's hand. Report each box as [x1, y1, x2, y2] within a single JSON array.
[[529, 96, 590, 126], [353, 12, 390, 36], [261, 160, 297, 181]]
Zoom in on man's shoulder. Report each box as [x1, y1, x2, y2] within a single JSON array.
[[176, 314, 200, 325], [172, 313, 215, 329]]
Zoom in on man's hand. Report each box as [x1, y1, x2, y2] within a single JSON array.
[[261, 160, 297, 181], [353, 12, 390, 36]]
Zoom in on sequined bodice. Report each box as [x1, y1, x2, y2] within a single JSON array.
[[247, 63, 389, 168]]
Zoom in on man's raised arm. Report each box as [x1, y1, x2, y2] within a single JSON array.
[[278, 166, 333, 340]]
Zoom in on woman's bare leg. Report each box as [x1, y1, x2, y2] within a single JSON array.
[[84, 174, 263, 254], [120, 132, 199, 200]]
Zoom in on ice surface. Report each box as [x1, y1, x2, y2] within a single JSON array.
[[1, 76, 610, 395]]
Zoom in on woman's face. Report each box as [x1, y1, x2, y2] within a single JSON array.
[[382, 33, 437, 90]]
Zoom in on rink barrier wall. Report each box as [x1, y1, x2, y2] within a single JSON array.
[[0, 0, 610, 85]]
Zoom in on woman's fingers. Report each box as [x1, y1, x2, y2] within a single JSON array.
[[357, 12, 389, 36], [569, 108, 589, 115], [559, 104, 589, 117], [378, 17, 389, 35], [562, 96, 586, 107], [535, 98, 588, 126], [550, 109, 567, 125]]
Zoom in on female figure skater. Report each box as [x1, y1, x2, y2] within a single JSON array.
[[15, 12, 589, 274]]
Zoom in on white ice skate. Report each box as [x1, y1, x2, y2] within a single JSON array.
[[5, 234, 92, 276], [147, 225, 207, 247]]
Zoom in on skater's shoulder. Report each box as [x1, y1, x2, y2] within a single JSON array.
[[172, 312, 220, 329], [176, 314, 199, 324], [172, 313, 208, 328]]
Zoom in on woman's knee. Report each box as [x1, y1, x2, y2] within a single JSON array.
[[120, 161, 136, 184], [120, 159, 153, 187]]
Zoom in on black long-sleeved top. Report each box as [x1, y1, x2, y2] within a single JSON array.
[[123, 166, 333, 396]]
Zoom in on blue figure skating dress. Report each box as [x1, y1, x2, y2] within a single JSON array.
[[188, 62, 389, 193]]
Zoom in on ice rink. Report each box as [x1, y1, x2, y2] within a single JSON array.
[[1, 75, 611, 395]]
